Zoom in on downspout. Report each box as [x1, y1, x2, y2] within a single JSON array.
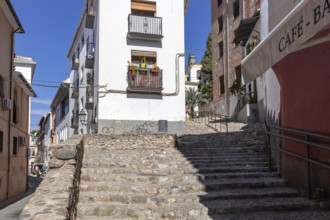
[[225, 0, 230, 117], [162, 53, 185, 96], [7, 26, 20, 199], [104, 53, 185, 96]]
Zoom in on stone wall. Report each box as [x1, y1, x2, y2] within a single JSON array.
[[18, 136, 83, 220]]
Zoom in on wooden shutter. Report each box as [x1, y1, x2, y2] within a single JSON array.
[[131, 1, 156, 12]]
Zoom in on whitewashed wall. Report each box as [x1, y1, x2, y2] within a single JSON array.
[[96, 0, 186, 132]]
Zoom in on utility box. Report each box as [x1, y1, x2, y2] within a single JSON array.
[[158, 120, 168, 132]]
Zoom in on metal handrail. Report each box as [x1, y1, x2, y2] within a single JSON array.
[[194, 111, 228, 135], [264, 119, 330, 198]]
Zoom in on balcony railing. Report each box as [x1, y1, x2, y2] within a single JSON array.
[[71, 52, 79, 70], [71, 81, 79, 99], [85, 84, 94, 109], [85, 43, 95, 69], [85, 7, 95, 29], [127, 69, 163, 93], [71, 112, 79, 128], [128, 14, 163, 41]]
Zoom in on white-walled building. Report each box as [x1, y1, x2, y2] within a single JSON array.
[[68, 0, 189, 134], [50, 78, 71, 144]]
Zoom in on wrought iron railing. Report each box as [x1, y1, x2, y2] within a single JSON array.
[[193, 111, 229, 135], [264, 119, 330, 198], [71, 112, 79, 128], [128, 69, 162, 91], [86, 43, 94, 58], [128, 14, 162, 36], [71, 52, 79, 70]]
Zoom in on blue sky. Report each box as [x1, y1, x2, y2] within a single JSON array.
[[11, 0, 210, 130]]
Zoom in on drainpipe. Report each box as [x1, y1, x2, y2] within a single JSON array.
[[162, 53, 185, 96], [225, 0, 230, 117]]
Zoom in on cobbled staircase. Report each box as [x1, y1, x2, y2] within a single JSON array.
[[76, 128, 328, 220]]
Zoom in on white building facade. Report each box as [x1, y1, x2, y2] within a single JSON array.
[[68, 0, 189, 134]]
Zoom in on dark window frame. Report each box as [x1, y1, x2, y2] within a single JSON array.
[[218, 15, 223, 32], [217, 0, 223, 6], [0, 76, 4, 98], [219, 41, 224, 58], [235, 65, 242, 81], [13, 136, 18, 155], [220, 76, 225, 95], [0, 131, 3, 153], [233, 0, 240, 18]]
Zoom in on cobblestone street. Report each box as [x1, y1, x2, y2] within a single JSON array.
[[0, 175, 43, 220]]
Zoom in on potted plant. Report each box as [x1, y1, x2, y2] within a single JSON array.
[[151, 63, 160, 75], [128, 61, 138, 77]]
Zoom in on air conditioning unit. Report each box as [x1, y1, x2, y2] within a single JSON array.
[[2, 98, 11, 110], [18, 136, 26, 146]]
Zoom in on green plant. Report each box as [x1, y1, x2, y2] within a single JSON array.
[[199, 32, 213, 101], [229, 78, 245, 95], [247, 35, 260, 54], [185, 87, 208, 117], [313, 188, 329, 201]]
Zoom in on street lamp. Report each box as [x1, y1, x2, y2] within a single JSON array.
[[188, 54, 196, 65], [78, 108, 88, 125], [78, 108, 98, 134]]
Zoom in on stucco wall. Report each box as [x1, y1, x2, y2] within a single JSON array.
[[97, 0, 185, 130], [273, 41, 330, 191], [0, 5, 12, 203]]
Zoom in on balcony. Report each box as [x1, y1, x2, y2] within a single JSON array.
[[85, 84, 94, 109], [128, 14, 163, 41], [71, 52, 79, 70], [71, 112, 79, 128], [127, 68, 163, 93], [85, 43, 95, 69], [85, 7, 94, 29], [71, 81, 79, 99]]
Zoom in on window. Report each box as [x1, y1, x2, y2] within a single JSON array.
[[131, 1, 156, 16], [32, 150, 35, 156], [218, 16, 223, 32], [197, 70, 201, 80], [61, 96, 69, 119], [131, 50, 157, 68], [0, 76, 4, 98], [0, 131, 3, 153], [217, 0, 223, 6], [13, 89, 19, 124], [235, 65, 242, 81], [220, 76, 225, 95], [233, 0, 240, 18], [81, 34, 84, 46], [13, 136, 18, 155], [219, 41, 224, 58]]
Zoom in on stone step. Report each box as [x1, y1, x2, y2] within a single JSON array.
[[79, 181, 205, 195], [79, 187, 302, 205], [198, 165, 276, 174], [200, 171, 279, 180], [204, 197, 317, 214], [76, 202, 209, 219], [183, 152, 270, 160], [212, 210, 330, 220], [201, 177, 286, 191], [81, 173, 202, 183], [82, 159, 274, 170], [81, 171, 279, 183], [81, 163, 276, 176], [79, 177, 286, 194], [176, 146, 266, 152]]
